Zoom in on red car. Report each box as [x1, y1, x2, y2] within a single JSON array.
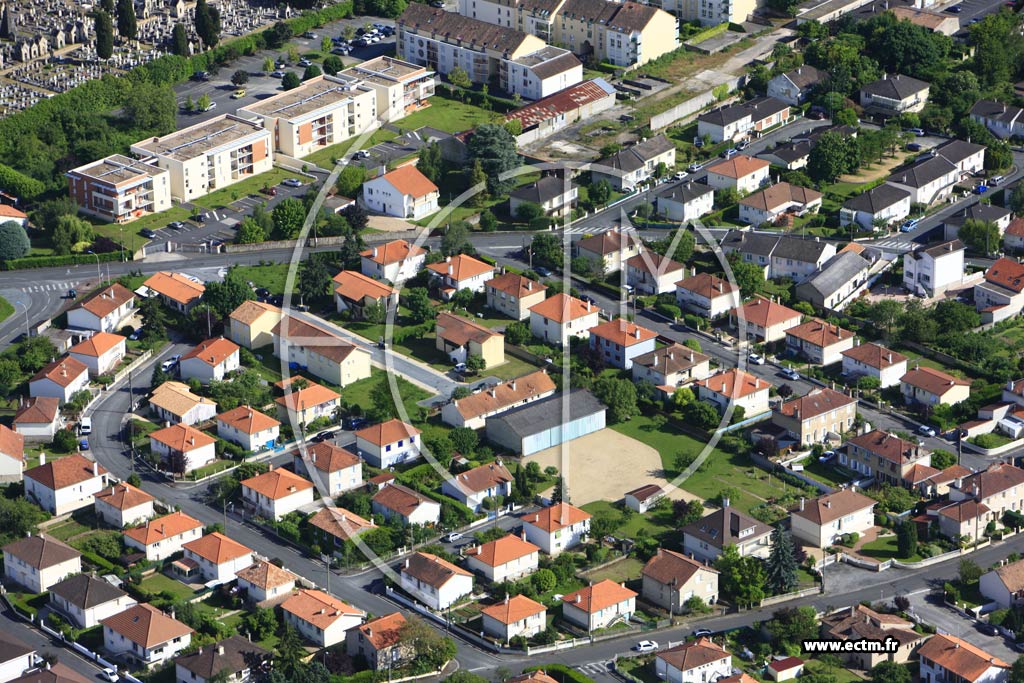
[[260, 186, 277, 196]]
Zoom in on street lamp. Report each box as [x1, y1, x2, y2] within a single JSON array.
[[86, 250, 101, 284], [13, 300, 28, 339]]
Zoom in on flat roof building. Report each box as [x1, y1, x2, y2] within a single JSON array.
[[66, 154, 172, 224], [337, 56, 436, 123]]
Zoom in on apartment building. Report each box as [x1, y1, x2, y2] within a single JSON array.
[[130, 115, 273, 203], [336, 56, 436, 123], [903, 239, 965, 297], [66, 154, 171, 224], [238, 75, 378, 159]]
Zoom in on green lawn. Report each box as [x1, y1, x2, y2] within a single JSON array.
[[193, 168, 303, 210], [343, 368, 433, 418], [46, 517, 93, 541], [581, 499, 681, 547], [0, 294, 14, 323], [392, 98, 501, 134], [580, 557, 646, 584], [88, 206, 194, 246], [188, 459, 235, 480], [231, 264, 292, 295], [803, 659, 865, 683], [800, 458, 854, 488], [137, 573, 196, 601], [7, 591, 47, 617], [486, 356, 542, 381], [859, 535, 922, 563], [303, 129, 399, 170], [617, 658, 661, 683]]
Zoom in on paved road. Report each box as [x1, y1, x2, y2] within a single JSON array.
[[0, 607, 108, 681]]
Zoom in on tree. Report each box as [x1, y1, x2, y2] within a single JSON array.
[[447, 66, 471, 90], [672, 386, 695, 408], [441, 220, 472, 256], [593, 376, 638, 423], [336, 165, 367, 198], [322, 55, 343, 76], [532, 568, 556, 592], [369, 376, 399, 422], [764, 607, 819, 648], [766, 527, 799, 595], [684, 400, 720, 431], [203, 272, 253, 317], [51, 428, 79, 453], [895, 520, 918, 559], [1011, 656, 1024, 683], [466, 124, 519, 196], [52, 215, 94, 255], [932, 449, 956, 470], [468, 160, 488, 206], [272, 198, 306, 239], [530, 233, 563, 269], [727, 254, 766, 298], [281, 72, 301, 91], [1010, 184, 1024, 216], [94, 10, 114, 59], [229, 70, 249, 87], [959, 558, 982, 584], [867, 299, 904, 338], [302, 64, 322, 81], [276, 624, 306, 676], [415, 142, 443, 184], [505, 321, 531, 345], [194, 0, 220, 49], [715, 545, 767, 608], [516, 202, 545, 223], [170, 22, 189, 54], [298, 256, 331, 303], [551, 476, 565, 504], [122, 82, 176, 133], [870, 662, 911, 683], [0, 222, 29, 260], [450, 427, 478, 455], [588, 179, 611, 207], [933, 300, 981, 332], [398, 618, 456, 673], [959, 218, 1001, 254], [116, 0, 137, 40], [403, 288, 435, 323], [242, 607, 277, 641], [808, 131, 857, 183], [479, 210, 498, 232], [197, 93, 212, 112], [235, 217, 265, 244]]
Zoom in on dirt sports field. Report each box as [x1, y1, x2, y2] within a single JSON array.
[[524, 429, 697, 505]]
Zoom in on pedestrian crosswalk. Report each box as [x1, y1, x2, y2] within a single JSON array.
[[870, 236, 916, 251], [20, 281, 79, 294], [577, 662, 612, 676]]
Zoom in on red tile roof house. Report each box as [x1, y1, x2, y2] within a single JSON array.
[[362, 165, 439, 220], [485, 273, 548, 321], [101, 604, 193, 669], [522, 502, 592, 555], [148, 423, 217, 475], [182, 533, 255, 583], [68, 332, 126, 377], [528, 293, 601, 347], [572, 229, 642, 275], [641, 548, 719, 613], [173, 635, 270, 683], [480, 595, 547, 644], [13, 396, 63, 443], [25, 453, 109, 515], [625, 252, 686, 295], [588, 319, 657, 370], [371, 483, 440, 526], [790, 488, 876, 548], [333, 270, 398, 319], [399, 551, 473, 610], [441, 370, 556, 430], [767, 657, 804, 682], [2, 535, 81, 594], [66, 283, 136, 333], [631, 344, 712, 400], [464, 534, 540, 583], [273, 376, 342, 427], [346, 612, 415, 671], [729, 296, 802, 344], [841, 342, 909, 389], [360, 239, 427, 284], [307, 507, 375, 554], [426, 254, 496, 299], [975, 256, 1024, 325], [919, 634, 1009, 683], [654, 638, 732, 683], [948, 462, 1024, 524], [784, 319, 855, 365], [94, 482, 155, 528], [123, 511, 203, 561], [179, 337, 241, 384], [216, 406, 280, 453], [142, 271, 205, 314], [624, 484, 665, 514], [771, 387, 857, 445], [235, 559, 299, 605], [675, 271, 739, 319], [29, 357, 89, 404], [0, 423, 24, 483], [355, 419, 422, 469], [440, 461, 513, 513], [696, 369, 772, 418], [561, 579, 637, 632], [900, 366, 971, 407], [241, 466, 315, 521], [294, 441, 362, 495]]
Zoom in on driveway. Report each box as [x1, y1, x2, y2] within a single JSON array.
[[907, 590, 1018, 662]]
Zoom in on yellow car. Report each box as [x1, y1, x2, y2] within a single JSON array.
[[231, 89, 246, 99]]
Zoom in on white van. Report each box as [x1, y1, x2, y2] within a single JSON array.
[[79, 417, 92, 435]]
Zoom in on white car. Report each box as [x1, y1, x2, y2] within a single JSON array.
[[443, 532, 463, 543], [79, 417, 92, 436], [160, 354, 181, 372], [782, 368, 800, 380], [918, 425, 937, 438], [282, 178, 302, 187], [100, 669, 119, 683], [748, 353, 765, 365], [633, 640, 659, 653]]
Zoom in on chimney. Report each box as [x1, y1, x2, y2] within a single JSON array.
[[825, 500, 832, 508], [668, 350, 674, 361], [39, 453, 45, 466], [505, 595, 510, 604], [854, 338, 860, 347], [526, 281, 531, 291], [311, 451, 317, 464], [634, 328, 641, 339], [93, 462, 98, 476], [722, 496, 730, 509], [217, 645, 225, 656], [366, 627, 372, 638], [575, 594, 581, 603], [405, 558, 410, 568], [510, 380, 516, 391], [488, 389, 496, 398], [800, 497, 805, 511], [372, 247, 378, 259], [586, 301, 592, 311]]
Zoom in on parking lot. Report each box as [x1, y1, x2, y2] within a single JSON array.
[[907, 591, 1018, 662]]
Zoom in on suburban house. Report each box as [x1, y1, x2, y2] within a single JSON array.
[[362, 165, 439, 219], [179, 338, 241, 384], [529, 293, 601, 346], [149, 382, 218, 426], [333, 271, 397, 319], [274, 377, 342, 427], [235, 559, 299, 605], [845, 430, 934, 486], [346, 613, 414, 671], [484, 389, 606, 456], [509, 175, 577, 218], [945, 203, 1011, 242], [675, 272, 738, 319], [588, 319, 657, 370], [840, 184, 912, 230], [794, 251, 871, 311], [101, 604, 193, 669], [307, 507, 375, 554], [68, 332, 126, 377], [757, 139, 814, 170], [655, 182, 714, 222], [841, 342, 909, 389], [94, 482, 155, 528], [624, 484, 665, 514], [919, 635, 1009, 683], [464, 534, 540, 583], [149, 423, 217, 474], [903, 239, 966, 298], [625, 252, 685, 295], [938, 500, 992, 540], [948, 463, 1024, 523], [355, 419, 421, 468], [889, 5, 959, 33], [481, 596, 547, 644], [281, 589, 365, 648], [573, 230, 641, 275], [705, 156, 770, 193], [934, 138, 987, 177], [859, 74, 930, 114], [655, 638, 732, 683], [0, 424, 23, 483], [241, 467, 315, 521], [682, 504, 771, 561], [2, 535, 81, 593], [440, 461, 514, 513], [772, 387, 857, 445], [426, 254, 496, 298], [590, 135, 676, 191], [441, 370, 556, 429], [784, 320, 856, 365], [790, 489, 876, 548], [435, 312, 505, 369], [66, 283, 135, 333], [641, 548, 719, 613], [821, 605, 925, 669], [631, 344, 711, 398], [522, 502, 592, 555], [228, 300, 282, 350], [486, 273, 547, 321], [745, 96, 792, 133], [182, 533, 255, 584], [360, 240, 427, 284], [729, 296, 802, 343], [142, 272, 205, 313], [372, 483, 440, 526], [25, 453, 109, 515], [174, 635, 269, 683], [296, 442, 362, 495], [697, 103, 753, 143], [0, 635, 34, 683], [901, 366, 971, 406], [1005, 217, 1024, 252], [975, 257, 1024, 324], [399, 552, 474, 610], [0, 205, 29, 227], [216, 406, 280, 453], [981, 558, 1024, 609], [696, 369, 771, 417], [29, 357, 89, 404], [738, 183, 822, 226], [767, 65, 827, 105], [969, 100, 1024, 140], [123, 511, 204, 561], [48, 573, 136, 629], [561, 580, 637, 632], [722, 231, 838, 283], [271, 316, 372, 388], [13, 397, 63, 443]]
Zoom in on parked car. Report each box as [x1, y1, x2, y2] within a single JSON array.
[[353, 150, 370, 160], [271, 70, 286, 78], [160, 355, 181, 372], [634, 641, 659, 653], [735, 140, 748, 151], [302, 31, 317, 39], [140, 228, 156, 238], [674, 171, 688, 180], [688, 162, 703, 173], [977, 623, 998, 636], [918, 425, 937, 438], [255, 287, 271, 299], [693, 628, 713, 638], [782, 367, 800, 381], [66, 288, 77, 299], [906, 142, 922, 152], [974, 184, 989, 194], [191, 71, 209, 81], [79, 417, 92, 435], [231, 89, 246, 99], [79, 438, 89, 451], [168, 221, 185, 230], [899, 218, 919, 232], [311, 430, 335, 443], [202, 101, 217, 112], [721, 148, 738, 159], [748, 353, 765, 365], [945, 4, 962, 11], [260, 186, 277, 196], [282, 178, 303, 188], [99, 669, 119, 683], [453, 362, 468, 374], [534, 266, 552, 277], [298, 58, 312, 67], [343, 417, 369, 430], [907, 127, 925, 136], [819, 450, 836, 463], [129, 327, 144, 341], [443, 532, 463, 543]]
